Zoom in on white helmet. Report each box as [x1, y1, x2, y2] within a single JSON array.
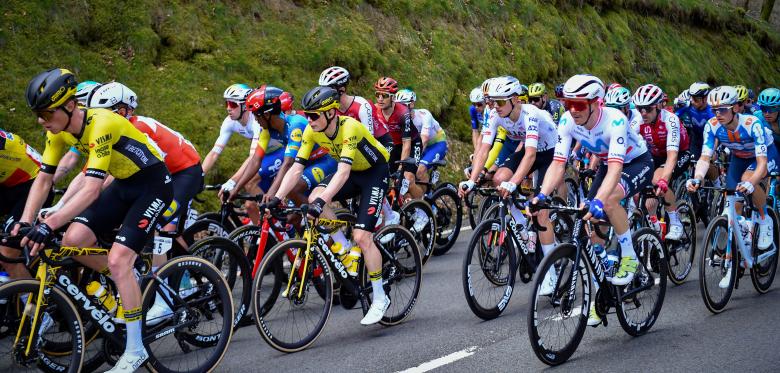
[[604, 87, 631, 107], [480, 78, 494, 97], [318, 66, 350, 87], [75, 81, 102, 106], [632, 84, 664, 106], [89, 82, 138, 110], [223, 83, 252, 103], [688, 81, 711, 97], [678, 89, 690, 102], [469, 87, 484, 103], [708, 86, 739, 107], [394, 89, 417, 104], [562, 74, 605, 100], [486, 76, 522, 99]]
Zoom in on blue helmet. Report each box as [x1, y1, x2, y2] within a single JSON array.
[[75, 80, 102, 106], [757, 88, 780, 107]]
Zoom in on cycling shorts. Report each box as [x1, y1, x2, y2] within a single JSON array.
[[587, 151, 654, 200], [652, 150, 693, 181], [726, 144, 779, 190], [500, 148, 555, 186], [319, 161, 389, 231], [301, 155, 338, 191], [163, 164, 204, 227], [258, 148, 285, 193], [74, 163, 173, 253], [419, 141, 448, 168], [389, 138, 422, 173], [1, 180, 53, 233], [495, 139, 521, 168]]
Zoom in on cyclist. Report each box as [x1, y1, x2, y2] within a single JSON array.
[[554, 83, 564, 99], [734, 85, 754, 115], [528, 82, 565, 124], [687, 86, 779, 284], [280, 91, 304, 116], [676, 82, 715, 161], [633, 84, 691, 240], [75, 80, 101, 106], [318, 66, 375, 133], [755, 88, 780, 145], [201, 83, 258, 175], [469, 87, 486, 150], [394, 89, 448, 186], [271, 85, 392, 325], [17, 68, 173, 372], [533, 75, 652, 304], [604, 86, 641, 134], [674, 89, 690, 111]]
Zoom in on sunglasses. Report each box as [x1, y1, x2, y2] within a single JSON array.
[[35, 108, 58, 121], [474, 102, 485, 108], [529, 97, 542, 103], [691, 96, 706, 102], [375, 92, 392, 99], [226, 101, 240, 109], [637, 105, 656, 113], [605, 104, 627, 110], [562, 99, 591, 112], [493, 98, 511, 107], [304, 111, 322, 121], [763, 106, 780, 114], [713, 106, 733, 115]]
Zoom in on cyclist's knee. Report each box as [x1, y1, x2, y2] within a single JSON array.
[[353, 229, 372, 249], [107, 245, 136, 276], [61, 223, 96, 248]]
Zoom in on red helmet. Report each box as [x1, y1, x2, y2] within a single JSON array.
[[374, 77, 399, 94], [607, 82, 623, 92], [280, 91, 294, 112], [246, 85, 283, 115]]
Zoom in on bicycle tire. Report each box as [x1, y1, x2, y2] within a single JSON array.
[[477, 195, 499, 223], [142, 256, 234, 373], [616, 228, 667, 336], [466, 191, 480, 230], [564, 177, 579, 207], [197, 212, 238, 233], [400, 200, 436, 265], [750, 207, 779, 293], [462, 218, 516, 320], [667, 201, 697, 285], [431, 187, 463, 256], [699, 215, 737, 314], [0, 279, 85, 373]]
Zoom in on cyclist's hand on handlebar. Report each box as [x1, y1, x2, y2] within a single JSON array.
[[736, 181, 754, 195], [685, 178, 701, 192], [582, 199, 605, 222], [528, 193, 547, 216], [266, 196, 282, 210], [308, 197, 326, 219], [498, 181, 516, 198], [655, 178, 669, 196], [23, 223, 53, 257], [458, 180, 475, 198]]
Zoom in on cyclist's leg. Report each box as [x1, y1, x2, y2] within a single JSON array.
[[416, 141, 447, 184], [404, 139, 424, 199], [530, 150, 556, 255], [161, 164, 204, 232]]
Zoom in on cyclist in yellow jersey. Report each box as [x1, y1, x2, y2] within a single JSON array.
[[271, 86, 392, 325], [15, 68, 173, 372]]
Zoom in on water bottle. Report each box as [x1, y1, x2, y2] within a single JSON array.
[[86, 281, 118, 314], [605, 249, 619, 279], [527, 231, 537, 253], [649, 215, 661, 233]]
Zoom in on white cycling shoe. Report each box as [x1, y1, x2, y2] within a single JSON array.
[[360, 295, 390, 325], [412, 209, 430, 232], [107, 349, 149, 373], [758, 223, 774, 250], [719, 270, 732, 289], [538, 268, 559, 296], [379, 210, 402, 244], [665, 224, 684, 241], [145, 293, 174, 327]]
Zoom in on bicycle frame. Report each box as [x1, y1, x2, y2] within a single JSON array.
[[719, 192, 777, 270]]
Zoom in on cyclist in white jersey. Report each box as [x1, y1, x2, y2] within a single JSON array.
[[532, 75, 653, 319], [202, 84, 259, 176], [394, 89, 449, 184]]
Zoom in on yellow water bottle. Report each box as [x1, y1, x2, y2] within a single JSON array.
[[86, 281, 118, 314], [342, 246, 362, 277]]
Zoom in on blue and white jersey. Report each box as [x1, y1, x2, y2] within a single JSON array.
[[702, 114, 771, 159], [554, 107, 648, 164]]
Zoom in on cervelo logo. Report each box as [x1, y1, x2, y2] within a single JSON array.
[[319, 236, 348, 278], [58, 275, 116, 333]]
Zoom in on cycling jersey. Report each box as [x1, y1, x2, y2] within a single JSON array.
[[372, 102, 418, 145], [41, 109, 164, 180], [0, 129, 41, 187], [253, 113, 320, 160], [485, 127, 508, 168], [130, 116, 200, 174], [296, 116, 390, 171], [212, 114, 262, 155], [754, 110, 780, 145], [554, 107, 649, 164], [411, 109, 447, 145], [338, 96, 375, 135], [543, 99, 565, 124], [627, 108, 642, 134], [639, 109, 689, 158], [470, 105, 483, 130], [676, 105, 714, 134], [702, 114, 771, 159], [481, 104, 558, 151]]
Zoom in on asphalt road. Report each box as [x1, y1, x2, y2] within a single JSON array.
[[218, 224, 780, 372]]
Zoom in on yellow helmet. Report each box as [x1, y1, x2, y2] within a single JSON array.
[[733, 85, 749, 102], [528, 83, 546, 98]]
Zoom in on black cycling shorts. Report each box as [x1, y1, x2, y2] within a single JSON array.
[[587, 152, 654, 200], [73, 163, 173, 253], [652, 150, 692, 182], [388, 138, 422, 173], [499, 148, 555, 186], [161, 163, 204, 227], [319, 161, 389, 231], [1, 179, 53, 233]]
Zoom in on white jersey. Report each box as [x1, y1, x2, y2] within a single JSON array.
[[628, 108, 642, 135], [211, 115, 262, 155], [481, 104, 557, 151], [339, 95, 375, 135], [411, 109, 446, 144], [553, 107, 648, 164]]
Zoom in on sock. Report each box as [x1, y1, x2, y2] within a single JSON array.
[[509, 204, 528, 226], [667, 210, 680, 225], [760, 207, 770, 225], [617, 231, 636, 259], [124, 307, 145, 353], [369, 269, 385, 303], [541, 243, 556, 256]]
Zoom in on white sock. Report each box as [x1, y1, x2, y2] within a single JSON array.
[[667, 210, 680, 225], [541, 243, 556, 256], [759, 211, 771, 226], [617, 231, 636, 258], [126, 318, 144, 353]]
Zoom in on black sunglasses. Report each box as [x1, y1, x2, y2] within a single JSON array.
[[529, 97, 542, 103], [304, 111, 321, 121], [637, 105, 656, 113]]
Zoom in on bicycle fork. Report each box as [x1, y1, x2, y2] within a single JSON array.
[[16, 262, 53, 357]]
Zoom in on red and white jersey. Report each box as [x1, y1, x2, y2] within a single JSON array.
[[639, 109, 689, 158], [338, 96, 374, 134], [130, 116, 200, 174]]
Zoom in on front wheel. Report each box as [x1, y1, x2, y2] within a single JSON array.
[[616, 228, 667, 336], [699, 215, 737, 314], [430, 187, 462, 256], [462, 218, 516, 320]]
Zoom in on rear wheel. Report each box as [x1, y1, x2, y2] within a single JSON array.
[[616, 228, 667, 336], [750, 207, 778, 293], [667, 201, 697, 285], [400, 200, 436, 265], [431, 187, 462, 256]]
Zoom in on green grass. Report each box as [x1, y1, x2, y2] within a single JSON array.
[[1, 0, 779, 190]]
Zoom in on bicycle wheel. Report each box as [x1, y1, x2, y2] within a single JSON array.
[[750, 207, 778, 293], [0, 279, 85, 373], [667, 201, 697, 285], [400, 200, 436, 265], [189, 236, 252, 329], [369, 224, 423, 325], [197, 212, 238, 233], [616, 228, 667, 336], [466, 191, 480, 229], [564, 177, 579, 207], [142, 256, 234, 372], [699, 215, 737, 313], [477, 195, 499, 222], [527, 243, 589, 366], [252, 240, 333, 353], [431, 187, 462, 256], [462, 218, 517, 320]]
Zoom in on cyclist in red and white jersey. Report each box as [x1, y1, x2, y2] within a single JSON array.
[[318, 66, 375, 133]]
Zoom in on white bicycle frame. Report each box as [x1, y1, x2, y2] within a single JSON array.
[[721, 194, 777, 269]]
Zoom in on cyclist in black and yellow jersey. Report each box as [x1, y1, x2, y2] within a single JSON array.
[[14, 68, 173, 373], [270, 85, 392, 325]]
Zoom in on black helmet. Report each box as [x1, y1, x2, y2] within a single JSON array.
[[245, 85, 284, 115], [301, 86, 341, 112], [26, 68, 78, 111]]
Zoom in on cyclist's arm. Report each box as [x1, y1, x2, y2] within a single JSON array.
[[52, 148, 81, 184], [233, 128, 270, 194], [747, 121, 769, 183], [277, 127, 315, 199], [359, 99, 375, 135], [203, 119, 234, 175], [400, 110, 413, 164], [265, 156, 294, 198], [540, 125, 572, 197], [508, 116, 542, 185], [469, 142, 493, 182], [472, 129, 480, 151], [662, 116, 682, 182], [318, 162, 351, 203], [593, 162, 623, 202], [484, 134, 505, 170], [274, 162, 305, 200], [19, 173, 54, 226], [44, 175, 101, 230], [593, 117, 630, 201]]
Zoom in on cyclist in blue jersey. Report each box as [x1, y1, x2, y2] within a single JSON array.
[[469, 87, 486, 151], [676, 82, 715, 161], [528, 83, 565, 124], [755, 88, 780, 145]]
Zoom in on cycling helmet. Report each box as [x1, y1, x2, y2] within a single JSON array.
[[223, 83, 253, 103], [688, 81, 711, 97], [554, 83, 564, 98], [528, 83, 546, 98], [486, 76, 522, 99], [734, 85, 749, 102], [374, 77, 399, 94], [673, 97, 688, 108], [280, 91, 294, 112], [707, 86, 739, 107], [604, 87, 631, 107], [394, 89, 416, 104], [562, 74, 605, 100], [678, 89, 691, 102], [301, 86, 341, 112], [518, 84, 529, 101], [469, 87, 484, 103], [26, 68, 78, 111], [632, 84, 664, 106], [75, 81, 102, 106], [757, 88, 780, 107], [318, 66, 350, 87], [89, 82, 138, 110], [245, 85, 284, 115], [607, 82, 623, 92], [481, 78, 494, 97]]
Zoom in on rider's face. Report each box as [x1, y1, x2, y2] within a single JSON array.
[[713, 105, 735, 124], [691, 96, 707, 110], [36, 100, 75, 134], [493, 96, 517, 117], [375, 92, 393, 110], [226, 101, 242, 120]]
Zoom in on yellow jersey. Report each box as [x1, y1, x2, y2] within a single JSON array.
[[0, 129, 42, 187], [295, 116, 389, 171], [41, 109, 164, 179]]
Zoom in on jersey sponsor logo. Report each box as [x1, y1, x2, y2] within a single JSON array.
[[138, 219, 150, 229], [95, 145, 110, 158], [85, 169, 107, 178], [0, 130, 13, 141], [312, 167, 325, 182], [95, 133, 112, 145], [139, 198, 165, 233], [290, 128, 303, 142]]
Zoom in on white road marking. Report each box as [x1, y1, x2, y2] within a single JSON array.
[[460, 225, 472, 232], [396, 346, 479, 373]]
